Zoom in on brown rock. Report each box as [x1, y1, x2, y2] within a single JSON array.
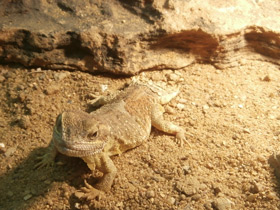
[[0, 1, 280, 75]]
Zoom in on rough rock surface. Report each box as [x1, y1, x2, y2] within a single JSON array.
[[0, 0, 280, 75]]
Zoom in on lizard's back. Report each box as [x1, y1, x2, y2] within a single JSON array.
[[91, 84, 159, 155]]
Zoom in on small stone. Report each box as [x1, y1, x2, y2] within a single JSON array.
[[177, 103, 185, 110], [247, 193, 257, 202], [213, 197, 233, 210], [192, 194, 201, 201], [203, 104, 209, 110], [206, 163, 214, 169], [18, 115, 31, 129], [159, 192, 165, 198], [146, 190, 155, 198], [44, 85, 60, 95], [0, 75, 5, 82], [262, 74, 271, 82], [243, 128, 251, 134], [182, 165, 190, 174], [168, 196, 176, 205], [100, 84, 108, 92], [4, 147, 16, 157], [23, 194, 32, 201], [54, 72, 70, 81], [266, 192, 277, 200], [250, 182, 262, 194], [74, 203, 81, 209], [204, 201, 213, 210], [0, 143, 5, 153], [167, 73, 180, 81], [213, 184, 222, 195]]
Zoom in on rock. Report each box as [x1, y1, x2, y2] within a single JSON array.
[[168, 197, 176, 205], [0, 1, 280, 75], [182, 165, 191, 174], [250, 182, 262, 194], [213, 197, 233, 210], [247, 193, 258, 202], [23, 194, 32, 201], [18, 115, 31, 129], [54, 72, 70, 81], [44, 84, 60, 95], [0, 75, 5, 82], [262, 74, 271, 82], [266, 192, 277, 200], [4, 146, 16, 157], [146, 190, 155, 198], [0, 142, 5, 153]]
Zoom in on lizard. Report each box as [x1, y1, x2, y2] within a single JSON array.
[[35, 81, 188, 199]]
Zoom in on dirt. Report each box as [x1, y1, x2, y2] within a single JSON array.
[[0, 62, 280, 210]]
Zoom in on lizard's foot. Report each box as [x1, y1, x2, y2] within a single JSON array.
[[76, 180, 104, 200], [34, 153, 55, 169], [175, 130, 191, 148]]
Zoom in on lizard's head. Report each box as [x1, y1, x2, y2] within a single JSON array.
[[52, 111, 110, 157]]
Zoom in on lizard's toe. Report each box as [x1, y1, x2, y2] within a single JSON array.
[[76, 180, 104, 200], [34, 154, 54, 169]]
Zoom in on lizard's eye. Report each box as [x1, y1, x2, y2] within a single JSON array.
[[88, 131, 98, 139]]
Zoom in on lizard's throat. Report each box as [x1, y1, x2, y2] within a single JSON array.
[[53, 134, 106, 157]]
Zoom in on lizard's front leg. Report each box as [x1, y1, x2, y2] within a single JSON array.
[[81, 153, 117, 199], [34, 140, 58, 169]]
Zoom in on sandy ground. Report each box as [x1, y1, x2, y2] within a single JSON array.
[[0, 62, 280, 210]]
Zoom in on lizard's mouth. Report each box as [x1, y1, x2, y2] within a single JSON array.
[[52, 131, 106, 157]]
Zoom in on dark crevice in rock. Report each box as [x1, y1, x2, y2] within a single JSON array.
[[245, 27, 280, 60], [119, 0, 162, 24], [150, 30, 219, 62]]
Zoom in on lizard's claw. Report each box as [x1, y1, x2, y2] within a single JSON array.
[[34, 153, 54, 169], [176, 131, 191, 148], [75, 180, 104, 200]]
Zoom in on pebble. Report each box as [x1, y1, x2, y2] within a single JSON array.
[[247, 193, 257, 202], [213, 197, 233, 210], [0, 143, 5, 153], [18, 115, 31, 129], [146, 190, 155, 198], [250, 182, 262, 194], [168, 196, 176, 205], [54, 72, 70, 81], [100, 84, 108, 92], [182, 165, 191, 174], [4, 146, 16, 157], [266, 192, 277, 200], [0, 75, 5, 82], [177, 103, 185, 110], [192, 193, 201, 201], [23, 194, 33, 201], [167, 73, 180, 81], [262, 74, 271, 82], [44, 84, 60, 95], [206, 163, 214, 169]]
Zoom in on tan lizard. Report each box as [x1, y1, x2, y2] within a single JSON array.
[[35, 81, 188, 199]]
